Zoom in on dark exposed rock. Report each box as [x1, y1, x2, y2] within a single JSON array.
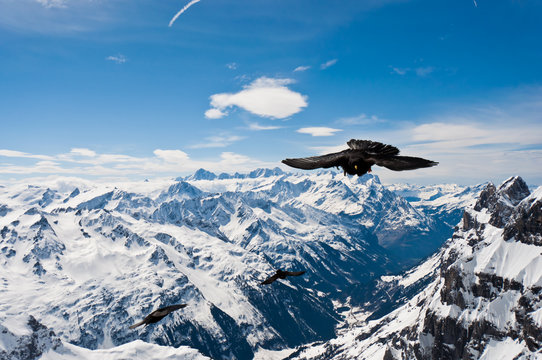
[[503, 198, 542, 245], [0, 204, 10, 216], [474, 183, 497, 212], [0, 316, 63, 360]]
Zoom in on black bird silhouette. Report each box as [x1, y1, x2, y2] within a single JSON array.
[[129, 304, 187, 329], [282, 139, 438, 177], [260, 269, 306, 285]]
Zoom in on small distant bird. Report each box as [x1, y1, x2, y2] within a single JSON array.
[[260, 269, 306, 285], [282, 139, 438, 177], [129, 304, 187, 329]]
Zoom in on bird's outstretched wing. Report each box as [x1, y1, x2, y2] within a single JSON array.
[[129, 320, 146, 329], [372, 155, 438, 171], [284, 270, 306, 277], [260, 273, 280, 285], [156, 304, 187, 316], [282, 151, 347, 170], [347, 139, 399, 156]]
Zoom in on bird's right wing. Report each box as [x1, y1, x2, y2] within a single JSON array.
[[373, 155, 438, 171], [163, 304, 187, 313], [282, 152, 347, 170], [260, 273, 280, 285], [285, 270, 306, 277]]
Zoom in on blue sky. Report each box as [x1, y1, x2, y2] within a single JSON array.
[[0, 0, 541, 185]]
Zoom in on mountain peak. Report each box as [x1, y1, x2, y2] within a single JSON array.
[[248, 167, 284, 178], [189, 168, 217, 180], [497, 175, 530, 206]]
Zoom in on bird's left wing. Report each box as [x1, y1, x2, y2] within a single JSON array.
[[129, 320, 145, 329], [371, 155, 438, 171], [282, 152, 347, 170], [260, 273, 280, 285]]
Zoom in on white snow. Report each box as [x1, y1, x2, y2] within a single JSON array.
[[478, 338, 526, 360], [41, 340, 210, 360]]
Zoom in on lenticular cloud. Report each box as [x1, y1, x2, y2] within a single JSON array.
[[205, 77, 308, 119]]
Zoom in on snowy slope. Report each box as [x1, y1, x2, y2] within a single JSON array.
[[294, 176, 542, 359], [0, 315, 209, 360]]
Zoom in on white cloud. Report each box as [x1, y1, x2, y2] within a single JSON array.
[[70, 148, 96, 157], [0, 147, 275, 179], [297, 127, 342, 137], [153, 149, 190, 163], [294, 65, 311, 72], [204, 108, 227, 119], [0, 149, 54, 160], [320, 59, 338, 70], [106, 54, 127, 64], [206, 76, 308, 119], [169, 0, 202, 27], [248, 122, 282, 131], [35, 0, 66, 8]]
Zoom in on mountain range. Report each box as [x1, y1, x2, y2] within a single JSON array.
[[0, 168, 510, 359]]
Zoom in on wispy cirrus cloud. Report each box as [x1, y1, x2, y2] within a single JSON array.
[[390, 65, 435, 77], [247, 122, 282, 131], [0, 149, 54, 160], [297, 127, 342, 137], [226, 62, 238, 70], [391, 67, 408, 75], [106, 54, 127, 64], [320, 59, 338, 70], [169, 0, 202, 27], [337, 113, 386, 125], [205, 76, 308, 119], [35, 0, 66, 8], [415, 66, 435, 77], [294, 65, 311, 72], [190, 135, 244, 149]]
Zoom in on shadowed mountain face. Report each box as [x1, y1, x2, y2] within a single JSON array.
[[294, 176, 542, 360], [0, 169, 478, 359]]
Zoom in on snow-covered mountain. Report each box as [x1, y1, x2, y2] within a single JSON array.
[[0, 315, 209, 360], [0, 169, 481, 359], [294, 176, 542, 359]]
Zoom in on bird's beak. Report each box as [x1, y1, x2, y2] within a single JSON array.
[[354, 165, 358, 170]]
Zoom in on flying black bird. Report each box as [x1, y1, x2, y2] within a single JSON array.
[[282, 139, 438, 177], [129, 304, 187, 329], [260, 269, 306, 285]]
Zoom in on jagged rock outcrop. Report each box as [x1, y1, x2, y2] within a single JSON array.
[[0, 316, 63, 360]]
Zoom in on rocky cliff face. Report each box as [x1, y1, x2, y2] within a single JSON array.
[[294, 176, 542, 359]]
